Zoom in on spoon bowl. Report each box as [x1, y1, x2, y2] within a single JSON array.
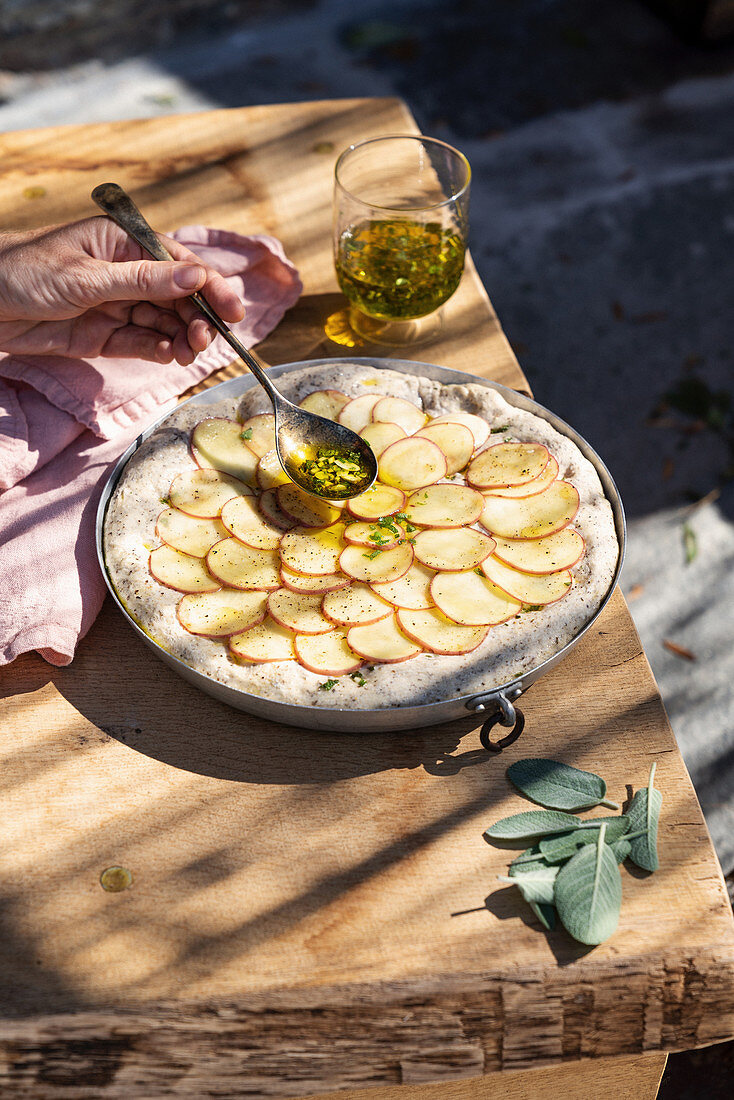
[[91, 182, 377, 500]]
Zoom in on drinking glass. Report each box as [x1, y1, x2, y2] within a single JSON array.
[[333, 135, 471, 346]]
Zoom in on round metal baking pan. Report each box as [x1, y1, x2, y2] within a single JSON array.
[[96, 358, 626, 735]]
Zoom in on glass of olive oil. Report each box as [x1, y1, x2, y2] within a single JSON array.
[[334, 135, 470, 346]]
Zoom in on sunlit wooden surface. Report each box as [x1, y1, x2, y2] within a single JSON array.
[[0, 98, 732, 1098]]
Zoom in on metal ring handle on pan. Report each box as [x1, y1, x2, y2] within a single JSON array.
[[466, 689, 525, 754]]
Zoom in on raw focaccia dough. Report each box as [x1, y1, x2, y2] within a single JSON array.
[[104, 362, 619, 709]]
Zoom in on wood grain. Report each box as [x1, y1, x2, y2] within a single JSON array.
[[0, 99, 733, 1098]]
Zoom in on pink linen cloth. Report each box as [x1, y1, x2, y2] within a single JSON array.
[[0, 226, 301, 667]]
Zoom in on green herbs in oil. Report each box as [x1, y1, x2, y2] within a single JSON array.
[[336, 218, 465, 320], [293, 445, 371, 498]]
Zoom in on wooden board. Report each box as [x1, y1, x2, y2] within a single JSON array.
[[0, 99, 733, 1097]]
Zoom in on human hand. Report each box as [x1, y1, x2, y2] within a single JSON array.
[[0, 217, 245, 364]]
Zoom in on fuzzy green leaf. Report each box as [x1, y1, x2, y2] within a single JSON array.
[[610, 838, 632, 863], [538, 815, 631, 863], [554, 824, 623, 945], [503, 863, 559, 905], [484, 809, 581, 841], [626, 763, 661, 872], [507, 758, 618, 811], [530, 901, 556, 930]]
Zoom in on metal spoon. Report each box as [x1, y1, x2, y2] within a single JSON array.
[[91, 182, 377, 500]]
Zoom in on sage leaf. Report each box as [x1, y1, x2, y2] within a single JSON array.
[[507, 758, 619, 811], [538, 815, 631, 863], [484, 809, 581, 841], [508, 843, 548, 871], [554, 823, 623, 945], [503, 863, 559, 905], [626, 763, 661, 872], [610, 838, 632, 863], [530, 901, 556, 931]]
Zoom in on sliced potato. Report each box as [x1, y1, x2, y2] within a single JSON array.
[[479, 480, 580, 539], [279, 523, 345, 575], [149, 544, 220, 593], [238, 413, 276, 458], [277, 483, 343, 528], [404, 483, 484, 527], [347, 615, 422, 664], [177, 589, 267, 637], [156, 508, 228, 558], [431, 570, 521, 626], [493, 529, 585, 574], [339, 541, 413, 583], [280, 564, 349, 594], [322, 583, 392, 626], [413, 527, 496, 571], [220, 495, 283, 550], [168, 468, 251, 518], [343, 521, 401, 549], [258, 487, 298, 531], [294, 630, 363, 676], [480, 555, 573, 605], [230, 617, 296, 663], [467, 441, 550, 490], [268, 589, 333, 634], [206, 538, 281, 590], [429, 411, 491, 449], [346, 483, 406, 521], [191, 418, 259, 485], [378, 437, 447, 491], [299, 389, 350, 420], [414, 421, 475, 475], [397, 607, 488, 655], [370, 562, 436, 610], [360, 421, 407, 457], [256, 449, 292, 491], [485, 454, 559, 498], [338, 393, 383, 432], [372, 396, 427, 434]]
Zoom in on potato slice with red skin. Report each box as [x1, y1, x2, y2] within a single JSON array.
[[258, 488, 297, 532], [280, 564, 350, 594], [479, 480, 580, 539], [299, 389, 350, 420], [168, 468, 252, 518], [429, 411, 490, 449], [294, 630, 363, 676], [339, 541, 413, 583], [370, 562, 436, 610], [360, 421, 406, 457], [485, 454, 559, 499], [277, 484, 343, 528], [397, 607, 488, 655], [492, 529, 585, 575], [177, 589, 268, 637], [431, 570, 521, 626], [206, 538, 281, 591], [191, 418, 259, 485], [338, 393, 384, 432], [414, 421, 474, 475], [229, 617, 296, 663], [347, 615, 422, 664], [149, 544, 220, 593], [238, 413, 276, 459], [378, 437, 447, 491], [220, 495, 283, 550], [256, 449, 292, 491], [404, 483, 484, 527], [372, 396, 427, 435], [156, 508, 228, 558], [467, 442, 550, 490], [268, 589, 333, 634], [343, 521, 402, 549], [413, 527, 496, 571], [280, 523, 345, 575], [480, 555, 573, 605], [346, 483, 406, 521], [322, 583, 392, 626]]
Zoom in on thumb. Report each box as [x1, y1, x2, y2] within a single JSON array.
[[93, 258, 206, 303]]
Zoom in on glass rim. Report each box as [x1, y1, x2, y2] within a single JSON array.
[[334, 134, 471, 213]]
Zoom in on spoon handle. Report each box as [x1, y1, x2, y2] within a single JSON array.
[[90, 182, 280, 404]]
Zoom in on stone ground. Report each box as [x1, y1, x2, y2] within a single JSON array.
[[2, 1, 734, 1092]]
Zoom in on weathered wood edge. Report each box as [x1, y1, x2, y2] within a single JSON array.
[[2, 946, 733, 1095]]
